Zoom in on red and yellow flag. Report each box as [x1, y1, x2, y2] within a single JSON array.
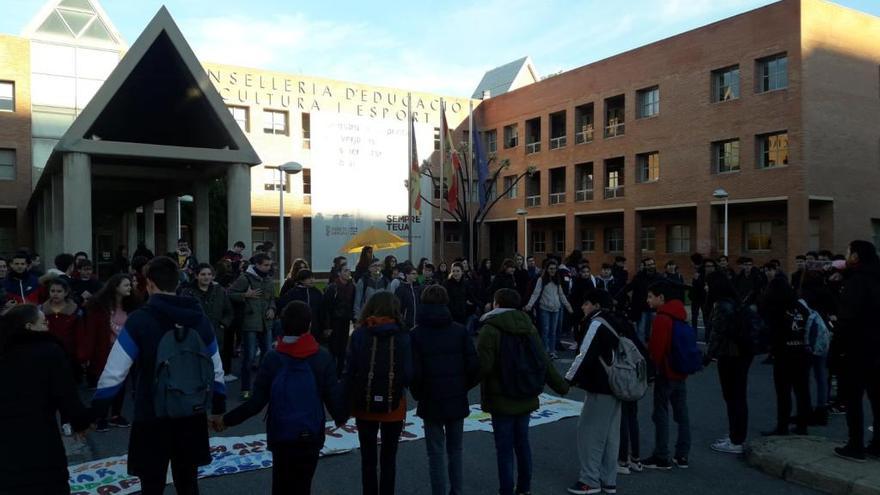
[[441, 110, 461, 207], [410, 115, 421, 214]]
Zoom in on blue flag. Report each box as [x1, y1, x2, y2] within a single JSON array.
[[472, 126, 489, 209]]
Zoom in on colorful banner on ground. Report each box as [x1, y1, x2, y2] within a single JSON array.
[[68, 394, 581, 494]]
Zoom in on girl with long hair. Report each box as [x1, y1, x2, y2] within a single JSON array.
[[354, 246, 375, 283], [523, 260, 573, 358], [280, 258, 310, 298]]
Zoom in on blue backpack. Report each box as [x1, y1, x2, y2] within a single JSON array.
[[668, 318, 702, 375], [268, 354, 325, 443]]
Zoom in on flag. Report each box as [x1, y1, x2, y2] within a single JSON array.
[[441, 110, 460, 207], [472, 126, 489, 209], [410, 115, 421, 214]]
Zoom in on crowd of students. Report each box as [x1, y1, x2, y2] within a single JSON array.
[[0, 238, 877, 495]]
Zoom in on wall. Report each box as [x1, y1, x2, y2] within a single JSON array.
[[0, 35, 32, 250]]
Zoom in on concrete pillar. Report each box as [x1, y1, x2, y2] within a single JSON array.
[[565, 212, 576, 253], [126, 211, 138, 251], [62, 152, 92, 257], [227, 163, 252, 251], [290, 214, 304, 265], [144, 202, 156, 254], [193, 182, 210, 263], [164, 195, 180, 255], [787, 195, 810, 273], [51, 173, 63, 257], [696, 201, 712, 255], [40, 189, 52, 258], [623, 207, 641, 275]]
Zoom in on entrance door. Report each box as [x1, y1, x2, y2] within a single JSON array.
[[95, 231, 117, 279]]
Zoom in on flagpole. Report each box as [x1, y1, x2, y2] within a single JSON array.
[[407, 92, 414, 262], [439, 99, 445, 265], [468, 99, 474, 263]]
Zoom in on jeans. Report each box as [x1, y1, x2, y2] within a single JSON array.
[[271, 442, 321, 495], [357, 419, 404, 495], [139, 458, 199, 495], [424, 418, 464, 495], [491, 414, 532, 495], [718, 355, 753, 445], [577, 393, 621, 488], [538, 309, 560, 354], [618, 400, 640, 462], [652, 375, 691, 460], [812, 353, 829, 408], [637, 311, 655, 344], [240, 330, 271, 392], [772, 350, 812, 431]]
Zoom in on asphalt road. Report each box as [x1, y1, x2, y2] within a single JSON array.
[[82, 338, 845, 494]]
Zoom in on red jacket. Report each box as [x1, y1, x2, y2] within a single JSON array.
[[43, 300, 83, 359], [79, 305, 121, 380], [648, 299, 688, 381]]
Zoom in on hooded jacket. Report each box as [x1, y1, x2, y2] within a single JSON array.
[[42, 299, 82, 358], [394, 281, 423, 330], [92, 293, 226, 422], [223, 333, 345, 450], [648, 299, 689, 381], [707, 298, 748, 359], [410, 305, 479, 420], [2, 271, 41, 304], [228, 266, 276, 333], [444, 276, 476, 324], [837, 262, 880, 364], [0, 331, 92, 493], [477, 308, 569, 415]]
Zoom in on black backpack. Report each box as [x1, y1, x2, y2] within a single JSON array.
[[354, 333, 403, 413], [498, 332, 547, 399]]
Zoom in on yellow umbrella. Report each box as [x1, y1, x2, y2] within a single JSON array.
[[339, 226, 410, 254]]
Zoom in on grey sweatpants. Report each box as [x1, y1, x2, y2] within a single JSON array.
[[577, 392, 622, 487]]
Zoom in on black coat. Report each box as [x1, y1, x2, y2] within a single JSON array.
[[838, 263, 880, 365], [568, 311, 619, 395], [410, 305, 479, 420], [395, 282, 424, 330], [278, 285, 325, 337], [0, 332, 92, 493], [444, 277, 476, 324], [487, 272, 517, 303]]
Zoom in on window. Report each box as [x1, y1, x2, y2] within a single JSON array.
[[636, 152, 660, 182], [433, 127, 441, 151], [745, 221, 773, 251], [228, 105, 248, 132], [263, 109, 288, 135], [445, 230, 461, 243], [525, 117, 541, 154], [550, 111, 566, 149], [0, 149, 15, 180], [575, 162, 594, 201], [531, 231, 546, 253], [757, 131, 789, 169], [604, 157, 625, 199], [553, 230, 565, 253], [486, 129, 497, 153], [640, 226, 656, 252], [604, 95, 625, 138], [504, 124, 518, 148], [0, 82, 13, 112], [580, 229, 596, 252], [575, 103, 594, 144], [605, 227, 624, 253], [263, 167, 289, 192], [713, 139, 740, 173], [637, 86, 660, 118], [301, 113, 311, 149], [712, 66, 740, 102], [503, 175, 518, 199], [667, 225, 691, 253], [302, 168, 311, 196], [757, 54, 788, 92], [526, 171, 541, 207], [549, 167, 566, 204]]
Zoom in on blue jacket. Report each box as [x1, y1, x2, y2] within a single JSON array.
[[411, 304, 479, 420], [92, 293, 226, 422], [2, 272, 41, 303]]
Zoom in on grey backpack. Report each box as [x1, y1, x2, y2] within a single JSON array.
[[153, 321, 214, 418], [595, 317, 648, 402]]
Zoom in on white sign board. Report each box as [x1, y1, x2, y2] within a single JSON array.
[[310, 112, 433, 270]]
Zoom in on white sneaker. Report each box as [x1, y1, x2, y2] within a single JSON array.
[[224, 374, 239, 383], [712, 436, 731, 447], [616, 463, 631, 475], [711, 439, 744, 454], [628, 459, 643, 472], [62, 423, 73, 437]]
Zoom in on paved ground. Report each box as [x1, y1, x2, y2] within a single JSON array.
[[71, 338, 851, 494]]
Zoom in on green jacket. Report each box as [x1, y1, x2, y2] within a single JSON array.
[[182, 283, 233, 337], [228, 268, 276, 333], [477, 308, 569, 416]]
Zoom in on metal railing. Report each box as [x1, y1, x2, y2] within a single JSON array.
[[604, 186, 625, 199], [550, 136, 567, 149], [575, 189, 594, 202], [575, 130, 594, 144], [526, 141, 541, 154], [604, 123, 625, 138], [549, 192, 566, 205], [526, 195, 541, 207]]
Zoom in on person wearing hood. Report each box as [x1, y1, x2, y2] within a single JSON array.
[[642, 281, 691, 470], [3, 251, 41, 304], [0, 304, 94, 494], [277, 269, 325, 342], [91, 256, 226, 494], [395, 264, 424, 330], [833, 240, 880, 462], [410, 285, 479, 495], [229, 253, 277, 400], [354, 258, 389, 320], [478, 288, 569, 495], [182, 263, 234, 379], [322, 264, 357, 377], [222, 300, 346, 494], [344, 291, 413, 495], [444, 262, 478, 326]]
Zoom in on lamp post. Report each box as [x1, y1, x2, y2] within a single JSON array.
[[713, 188, 729, 256], [516, 208, 528, 258], [277, 162, 303, 288]]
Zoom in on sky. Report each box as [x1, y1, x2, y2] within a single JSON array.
[[3, 0, 880, 97]]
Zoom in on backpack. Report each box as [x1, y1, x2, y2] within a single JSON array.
[[153, 322, 215, 418], [734, 303, 770, 355], [268, 354, 324, 443], [799, 299, 830, 356], [595, 317, 648, 401], [498, 332, 547, 399], [667, 318, 702, 375], [784, 302, 811, 350], [354, 334, 403, 413]]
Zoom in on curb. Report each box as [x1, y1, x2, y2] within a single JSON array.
[[745, 436, 880, 495]]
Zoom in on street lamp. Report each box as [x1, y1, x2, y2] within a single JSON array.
[[516, 208, 528, 258], [713, 188, 729, 256], [276, 162, 303, 288]]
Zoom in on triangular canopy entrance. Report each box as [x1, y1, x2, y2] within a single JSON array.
[[24, 0, 124, 48]]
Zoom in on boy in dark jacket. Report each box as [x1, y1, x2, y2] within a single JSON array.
[[478, 288, 569, 495], [395, 265, 424, 330], [411, 285, 480, 495], [182, 263, 234, 375], [277, 269, 325, 342], [222, 300, 346, 494], [322, 265, 356, 377]]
